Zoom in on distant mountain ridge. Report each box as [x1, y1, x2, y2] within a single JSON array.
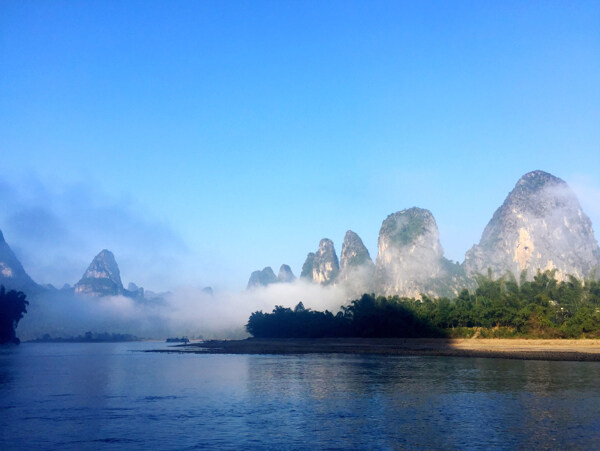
[[73, 249, 148, 299], [0, 236, 149, 299], [247, 264, 296, 289], [2, 170, 599, 302], [74, 249, 124, 296], [247, 170, 600, 298]]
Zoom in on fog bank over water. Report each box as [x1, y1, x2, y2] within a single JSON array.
[[18, 281, 350, 340]]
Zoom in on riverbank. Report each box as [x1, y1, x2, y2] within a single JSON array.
[[151, 337, 600, 361]]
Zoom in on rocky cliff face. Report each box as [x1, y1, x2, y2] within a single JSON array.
[[340, 230, 374, 271], [247, 264, 295, 289], [74, 249, 124, 297], [300, 253, 316, 279], [338, 230, 375, 294], [464, 170, 600, 281], [277, 264, 296, 283], [301, 238, 340, 284], [374, 208, 468, 298], [247, 266, 277, 289], [0, 230, 39, 293]]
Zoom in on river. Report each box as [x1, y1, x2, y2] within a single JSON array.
[[1, 342, 599, 449]]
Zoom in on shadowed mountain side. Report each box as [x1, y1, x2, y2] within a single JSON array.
[[247, 265, 296, 289], [340, 231, 374, 270], [338, 231, 375, 296], [277, 264, 296, 283], [0, 230, 40, 294], [247, 267, 277, 289]]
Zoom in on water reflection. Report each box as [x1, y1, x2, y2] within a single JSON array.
[[245, 355, 600, 449], [2, 344, 600, 449]]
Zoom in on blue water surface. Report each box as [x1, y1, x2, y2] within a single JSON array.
[[1, 342, 599, 450]]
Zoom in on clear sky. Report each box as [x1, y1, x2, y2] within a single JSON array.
[[1, 1, 599, 291]]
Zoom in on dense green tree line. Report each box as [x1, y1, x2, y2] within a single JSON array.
[[246, 270, 600, 339]]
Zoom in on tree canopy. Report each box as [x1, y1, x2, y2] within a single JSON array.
[[0, 285, 29, 344], [246, 270, 600, 339]]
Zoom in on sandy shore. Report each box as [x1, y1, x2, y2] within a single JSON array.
[[149, 337, 600, 361]]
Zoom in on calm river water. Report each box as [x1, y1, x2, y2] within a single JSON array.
[[1, 342, 599, 450]]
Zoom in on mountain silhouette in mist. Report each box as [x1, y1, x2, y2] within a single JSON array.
[[1, 170, 599, 301], [0, 230, 40, 293]]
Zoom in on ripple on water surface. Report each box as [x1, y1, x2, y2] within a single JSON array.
[[1, 343, 600, 449]]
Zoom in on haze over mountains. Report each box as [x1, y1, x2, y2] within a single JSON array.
[[1, 170, 599, 306], [0, 230, 39, 294], [247, 265, 296, 289], [74, 249, 129, 297], [0, 236, 176, 308], [248, 171, 600, 298], [1, 169, 599, 340], [464, 171, 600, 281]]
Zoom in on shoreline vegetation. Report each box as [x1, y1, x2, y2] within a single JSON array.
[[246, 270, 600, 340], [28, 332, 141, 343], [0, 285, 29, 345], [147, 270, 600, 362], [154, 338, 600, 362]]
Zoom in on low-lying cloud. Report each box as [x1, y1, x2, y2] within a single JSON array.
[[17, 280, 353, 341]]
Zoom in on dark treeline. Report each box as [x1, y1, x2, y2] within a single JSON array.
[[29, 331, 141, 343], [0, 285, 29, 344], [246, 298, 442, 338], [246, 270, 600, 339]]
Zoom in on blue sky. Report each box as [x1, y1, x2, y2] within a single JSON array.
[[1, 1, 599, 291]]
